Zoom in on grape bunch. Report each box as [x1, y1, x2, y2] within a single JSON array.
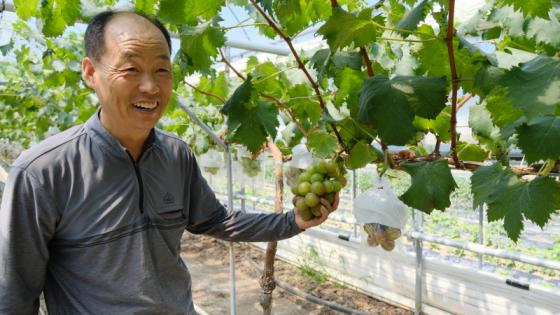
[[291, 160, 347, 221], [363, 223, 401, 251], [240, 157, 261, 177]]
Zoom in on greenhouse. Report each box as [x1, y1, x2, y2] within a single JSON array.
[[0, 0, 559, 314]]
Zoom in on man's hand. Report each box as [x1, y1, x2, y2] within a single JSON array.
[[294, 193, 340, 230]]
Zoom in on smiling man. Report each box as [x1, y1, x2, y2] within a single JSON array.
[[0, 11, 338, 314]]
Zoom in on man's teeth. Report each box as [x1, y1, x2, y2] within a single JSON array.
[[133, 102, 158, 109]]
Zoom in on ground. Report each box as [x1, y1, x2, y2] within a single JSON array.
[[180, 233, 413, 315]]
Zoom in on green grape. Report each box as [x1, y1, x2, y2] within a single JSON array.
[[291, 182, 299, 195], [315, 160, 328, 174], [300, 207, 313, 221], [325, 160, 337, 174], [298, 172, 311, 182], [310, 206, 322, 217], [325, 192, 335, 204], [323, 180, 334, 193], [310, 181, 325, 196], [310, 173, 324, 183], [298, 182, 311, 195], [337, 175, 348, 187], [295, 198, 308, 211], [304, 192, 320, 207], [331, 179, 342, 192]]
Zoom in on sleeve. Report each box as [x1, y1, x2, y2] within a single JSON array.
[[0, 167, 59, 314], [183, 151, 302, 242]]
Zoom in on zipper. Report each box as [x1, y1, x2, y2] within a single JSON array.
[[127, 152, 145, 214]]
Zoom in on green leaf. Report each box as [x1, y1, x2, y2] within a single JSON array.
[[486, 172, 560, 242], [395, 0, 430, 37], [358, 75, 447, 145], [527, 13, 560, 48], [60, 0, 81, 26], [334, 67, 366, 114], [484, 91, 524, 130], [40, 0, 66, 37], [14, 0, 39, 20], [135, 0, 158, 15], [307, 130, 338, 158], [457, 142, 488, 162], [179, 20, 226, 74], [517, 116, 560, 163], [272, 0, 331, 36], [471, 163, 513, 208], [400, 159, 458, 213], [286, 84, 321, 125], [414, 25, 486, 91], [221, 77, 278, 153], [251, 61, 289, 98], [495, 0, 553, 18], [475, 56, 560, 119], [159, 0, 224, 25], [346, 141, 377, 169], [317, 7, 377, 52], [469, 103, 499, 140]]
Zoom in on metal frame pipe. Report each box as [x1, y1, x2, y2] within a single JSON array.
[[478, 205, 484, 269], [408, 231, 560, 271]]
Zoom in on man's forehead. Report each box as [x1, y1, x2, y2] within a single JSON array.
[[105, 13, 167, 47]]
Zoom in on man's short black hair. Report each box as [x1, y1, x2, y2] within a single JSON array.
[[84, 11, 172, 60]]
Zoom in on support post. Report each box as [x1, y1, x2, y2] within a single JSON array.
[[225, 148, 237, 315], [414, 210, 424, 315], [478, 205, 484, 269]]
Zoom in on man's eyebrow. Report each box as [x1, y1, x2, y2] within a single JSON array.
[[120, 51, 170, 61]]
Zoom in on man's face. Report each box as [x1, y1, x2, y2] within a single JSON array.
[[83, 13, 172, 136]]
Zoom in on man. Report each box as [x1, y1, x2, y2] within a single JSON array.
[[0, 11, 338, 314]]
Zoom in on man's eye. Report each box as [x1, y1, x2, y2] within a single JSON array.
[[158, 68, 170, 73], [125, 67, 138, 72]]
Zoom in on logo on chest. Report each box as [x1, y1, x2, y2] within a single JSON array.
[[163, 192, 175, 204]]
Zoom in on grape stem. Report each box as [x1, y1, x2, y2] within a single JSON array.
[[250, 0, 348, 154], [446, 0, 463, 169], [219, 49, 308, 137], [184, 81, 225, 103]]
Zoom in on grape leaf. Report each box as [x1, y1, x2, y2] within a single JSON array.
[[346, 140, 377, 170], [135, 0, 158, 15], [60, 0, 81, 26], [495, 0, 553, 18], [414, 25, 486, 91], [517, 116, 560, 163], [40, 0, 66, 37], [457, 142, 488, 162], [475, 56, 560, 119], [307, 130, 338, 158], [358, 75, 447, 145], [221, 77, 278, 153], [471, 163, 514, 208], [251, 61, 289, 98], [400, 159, 458, 213], [179, 20, 226, 74], [527, 13, 560, 49], [286, 84, 321, 125], [317, 7, 378, 52], [334, 67, 366, 114], [484, 91, 524, 130], [395, 0, 430, 37], [486, 172, 560, 242], [14, 0, 39, 20], [272, 0, 331, 36], [469, 103, 500, 140], [159, 0, 224, 25]]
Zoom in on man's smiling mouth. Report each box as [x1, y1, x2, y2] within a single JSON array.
[[133, 101, 159, 110]]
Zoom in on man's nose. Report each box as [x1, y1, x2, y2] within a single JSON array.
[[138, 73, 160, 94]]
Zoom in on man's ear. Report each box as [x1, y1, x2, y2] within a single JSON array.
[[82, 57, 96, 89]]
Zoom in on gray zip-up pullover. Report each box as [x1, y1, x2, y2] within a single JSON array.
[[0, 110, 302, 314]]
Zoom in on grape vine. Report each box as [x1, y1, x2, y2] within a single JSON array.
[[1, 0, 559, 242]]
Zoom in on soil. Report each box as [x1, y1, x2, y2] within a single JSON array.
[[180, 233, 413, 315]]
